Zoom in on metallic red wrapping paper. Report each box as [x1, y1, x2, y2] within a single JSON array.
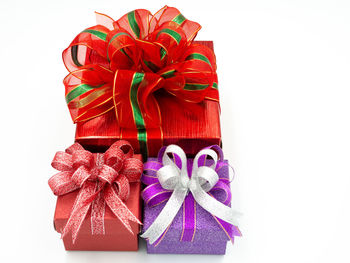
[[75, 41, 221, 157]]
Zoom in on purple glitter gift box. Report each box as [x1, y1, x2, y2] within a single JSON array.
[[141, 146, 241, 255]]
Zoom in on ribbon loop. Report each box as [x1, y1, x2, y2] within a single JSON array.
[[157, 165, 180, 190], [48, 171, 79, 196], [121, 157, 143, 182], [72, 150, 93, 169], [71, 165, 91, 187], [110, 140, 135, 158], [192, 148, 218, 171], [65, 143, 85, 154], [104, 147, 125, 171], [114, 175, 130, 201], [97, 164, 118, 184], [51, 152, 73, 172], [195, 166, 219, 192], [162, 145, 187, 178]]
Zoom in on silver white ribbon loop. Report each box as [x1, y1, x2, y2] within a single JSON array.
[[157, 165, 180, 190], [141, 145, 240, 244]]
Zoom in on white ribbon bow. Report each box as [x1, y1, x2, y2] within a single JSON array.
[[141, 145, 240, 244]]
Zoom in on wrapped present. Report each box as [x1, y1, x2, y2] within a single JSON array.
[[63, 6, 221, 159], [141, 145, 241, 254], [49, 140, 143, 251]]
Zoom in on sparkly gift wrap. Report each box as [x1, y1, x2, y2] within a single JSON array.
[[54, 183, 141, 251], [142, 157, 239, 255], [53, 153, 142, 251], [75, 41, 221, 158]]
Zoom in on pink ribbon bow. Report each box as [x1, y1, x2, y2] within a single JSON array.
[[48, 140, 142, 243]]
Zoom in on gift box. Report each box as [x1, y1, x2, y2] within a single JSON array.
[[74, 41, 220, 157], [143, 179, 229, 254], [49, 141, 143, 251], [141, 145, 241, 254], [54, 182, 141, 251], [62, 6, 221, 159]]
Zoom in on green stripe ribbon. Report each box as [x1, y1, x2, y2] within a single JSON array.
[[185, 53, 211, 66], [109, 32, 131, 42], [127, 11, 140, 38], [161, 69, 176, 79], [71, 29, 107, 67], [66, 84, 100, 103], [130, 72, 148, 159], [82, 29, 107, 41], [184, 83, 209, 91], [143, 60, 160, 73], [157, 28, 181, 44], [107, 32, 133, 61], [172, 13, 186, 25], [160, 47, 167, 60]]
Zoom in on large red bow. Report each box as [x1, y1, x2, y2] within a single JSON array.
[[48, 140, 142, 243], [63, 6, 219, 129]]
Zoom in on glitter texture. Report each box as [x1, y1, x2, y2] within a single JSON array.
[[143, 157, 232, 255]]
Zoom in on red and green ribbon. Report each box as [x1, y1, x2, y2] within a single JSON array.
[[63, 6, 219, 158]]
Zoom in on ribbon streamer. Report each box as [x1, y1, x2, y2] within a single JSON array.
[[141, 145, 241, 245], [48, 140, 142, 243]]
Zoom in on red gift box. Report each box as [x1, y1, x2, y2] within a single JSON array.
[[54, 182, 141, 251], [50, 144, 143, 251], [75, 41, 221, 157]]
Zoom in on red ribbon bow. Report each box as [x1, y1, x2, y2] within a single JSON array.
[[63, 6, 219, 129], [48, 140, 142, 243]]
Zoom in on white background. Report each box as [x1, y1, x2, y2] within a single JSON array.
[[1, 0, 349, 262]]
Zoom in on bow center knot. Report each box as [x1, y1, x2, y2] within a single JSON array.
[[88, 153, 118, 184], [96, 164, 118, 184], [180, 175, 190, 189]]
